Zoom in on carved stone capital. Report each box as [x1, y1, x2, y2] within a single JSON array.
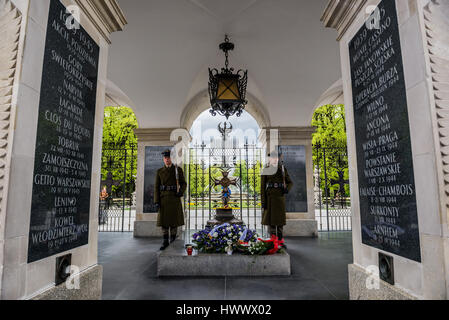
[[74, 0, 127, 43], [321, 0, 368, 41]]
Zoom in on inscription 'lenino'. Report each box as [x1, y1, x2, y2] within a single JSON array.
[[27, 0, 99, 263]]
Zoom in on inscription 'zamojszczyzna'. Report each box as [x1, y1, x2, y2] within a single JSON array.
[[27, 0, 99, 263]]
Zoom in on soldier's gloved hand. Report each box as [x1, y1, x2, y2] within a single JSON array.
[[154, 203, 160, 210], [283, 187, 289, 195], [176, 192, 184, 198]]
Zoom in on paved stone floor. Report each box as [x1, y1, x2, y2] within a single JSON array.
[[98, 232, 352, 300]]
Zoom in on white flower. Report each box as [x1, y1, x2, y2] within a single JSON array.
[[213, 232, 218, 238], [238, 232, 243, 236]]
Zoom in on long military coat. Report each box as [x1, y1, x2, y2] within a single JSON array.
[[261, 164, 293, 226], [154, 165, 187, 228]]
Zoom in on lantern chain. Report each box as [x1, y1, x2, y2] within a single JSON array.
[[224, 35, 230, 70]]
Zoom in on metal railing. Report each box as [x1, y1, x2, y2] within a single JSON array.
[[313, 145, 352, 232], [185, 142, 263, 234], [98, 144, 137, 232]]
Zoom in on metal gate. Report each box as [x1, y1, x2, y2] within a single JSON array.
[[313, 144, 352, 231], [98, 144, 137, 232], [185, 142, 263, 235]]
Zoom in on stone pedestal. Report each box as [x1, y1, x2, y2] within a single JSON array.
[[134, 219, 163, 237], [31, 265, 103, 300], [284, 219, 318, 237], [348, 264, 416, 300], [206, 208, 244, 227], [157, 241, 291, 277]]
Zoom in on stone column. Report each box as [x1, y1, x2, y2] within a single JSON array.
[[259, 127, 318, 237], [134, 128, 190, 237], [323, 0, 449, 299], [0, 0, 126, 300]]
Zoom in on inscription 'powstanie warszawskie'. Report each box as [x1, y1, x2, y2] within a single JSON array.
[[27, 0, 99, 263], [349, 0, 421, 262]]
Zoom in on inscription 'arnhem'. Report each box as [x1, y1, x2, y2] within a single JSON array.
[[349, 0, 421, 262]]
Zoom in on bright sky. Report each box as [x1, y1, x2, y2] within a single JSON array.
[[190, 110, 261, 148]]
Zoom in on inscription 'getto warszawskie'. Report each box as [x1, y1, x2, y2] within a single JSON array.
[[27, 0, 99, 263]]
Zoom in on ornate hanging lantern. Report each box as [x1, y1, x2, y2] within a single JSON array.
[[208, 35, 248, 119]]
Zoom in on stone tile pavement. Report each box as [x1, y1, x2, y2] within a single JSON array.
[[98, 232, 352, 300]]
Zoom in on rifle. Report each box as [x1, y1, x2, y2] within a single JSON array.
[[175, 164, 180, 193], [281, 154, 287, 191]]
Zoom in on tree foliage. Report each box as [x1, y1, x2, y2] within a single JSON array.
[[103, 106, 138, 148], [232, 160, 262, 195], [311, 104, 349, 198], [186, 158, 262, 209], [311, 104, 346, 148], [101, 107, 138, 198]]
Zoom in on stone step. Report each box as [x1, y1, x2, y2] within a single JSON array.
[[157, 240, 291, 277]]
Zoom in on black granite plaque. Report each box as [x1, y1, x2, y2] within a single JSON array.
[[143, 146, 171, 213], [349, 0, 421, 261], [280, 145, 308, 212], [27, 0, 99, 263]]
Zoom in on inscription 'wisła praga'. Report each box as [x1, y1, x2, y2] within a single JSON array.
[[27, 0, 99, 263], [349, 0, 421, 262]]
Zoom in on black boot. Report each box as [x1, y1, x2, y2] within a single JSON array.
[[160, 234, 169, 251], [170, 233, 177, 243], [279, 231, 287, 249]]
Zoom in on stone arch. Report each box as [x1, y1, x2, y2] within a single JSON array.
[[180, 89, 271, 131], [105, 79, 140, 126], [308, 79, 344, 122]]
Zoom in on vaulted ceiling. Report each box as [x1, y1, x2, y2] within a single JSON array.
[[107, 0, 340, 128]]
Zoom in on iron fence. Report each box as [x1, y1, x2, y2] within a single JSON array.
[[184, 142, 264, 236], [98, 144, 137, 232], [96, 142, 351, 233], [313, 145, 352, 232]]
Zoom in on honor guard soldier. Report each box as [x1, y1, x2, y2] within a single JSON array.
[[261, 151, 293, 243], [154, 149, 187, 250]]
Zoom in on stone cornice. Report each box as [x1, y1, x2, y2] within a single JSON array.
[[321, 0, 368, 41], [74, 0, 127, 44], [134, 128, 187, 144], [259, 127, 316, 146]]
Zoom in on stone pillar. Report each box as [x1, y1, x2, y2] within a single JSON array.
[[131, 191, 136, 208], [0, 0, 126, 300], [323, 0, 449, 299], [259, 127, 318, 237], [134, 128, 190, 237]]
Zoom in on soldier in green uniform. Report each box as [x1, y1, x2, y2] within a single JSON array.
[[261, 151, 293, 242], [154, 149, 187, 250]]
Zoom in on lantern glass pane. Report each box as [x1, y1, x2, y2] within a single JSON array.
[[217, 78, 240, 100]]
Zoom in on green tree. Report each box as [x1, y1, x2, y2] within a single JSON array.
[[233, 160, 262, 195], [101, 106, 138, 198], [311, 104, 349, 198], [102, 106, 138, 148]]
